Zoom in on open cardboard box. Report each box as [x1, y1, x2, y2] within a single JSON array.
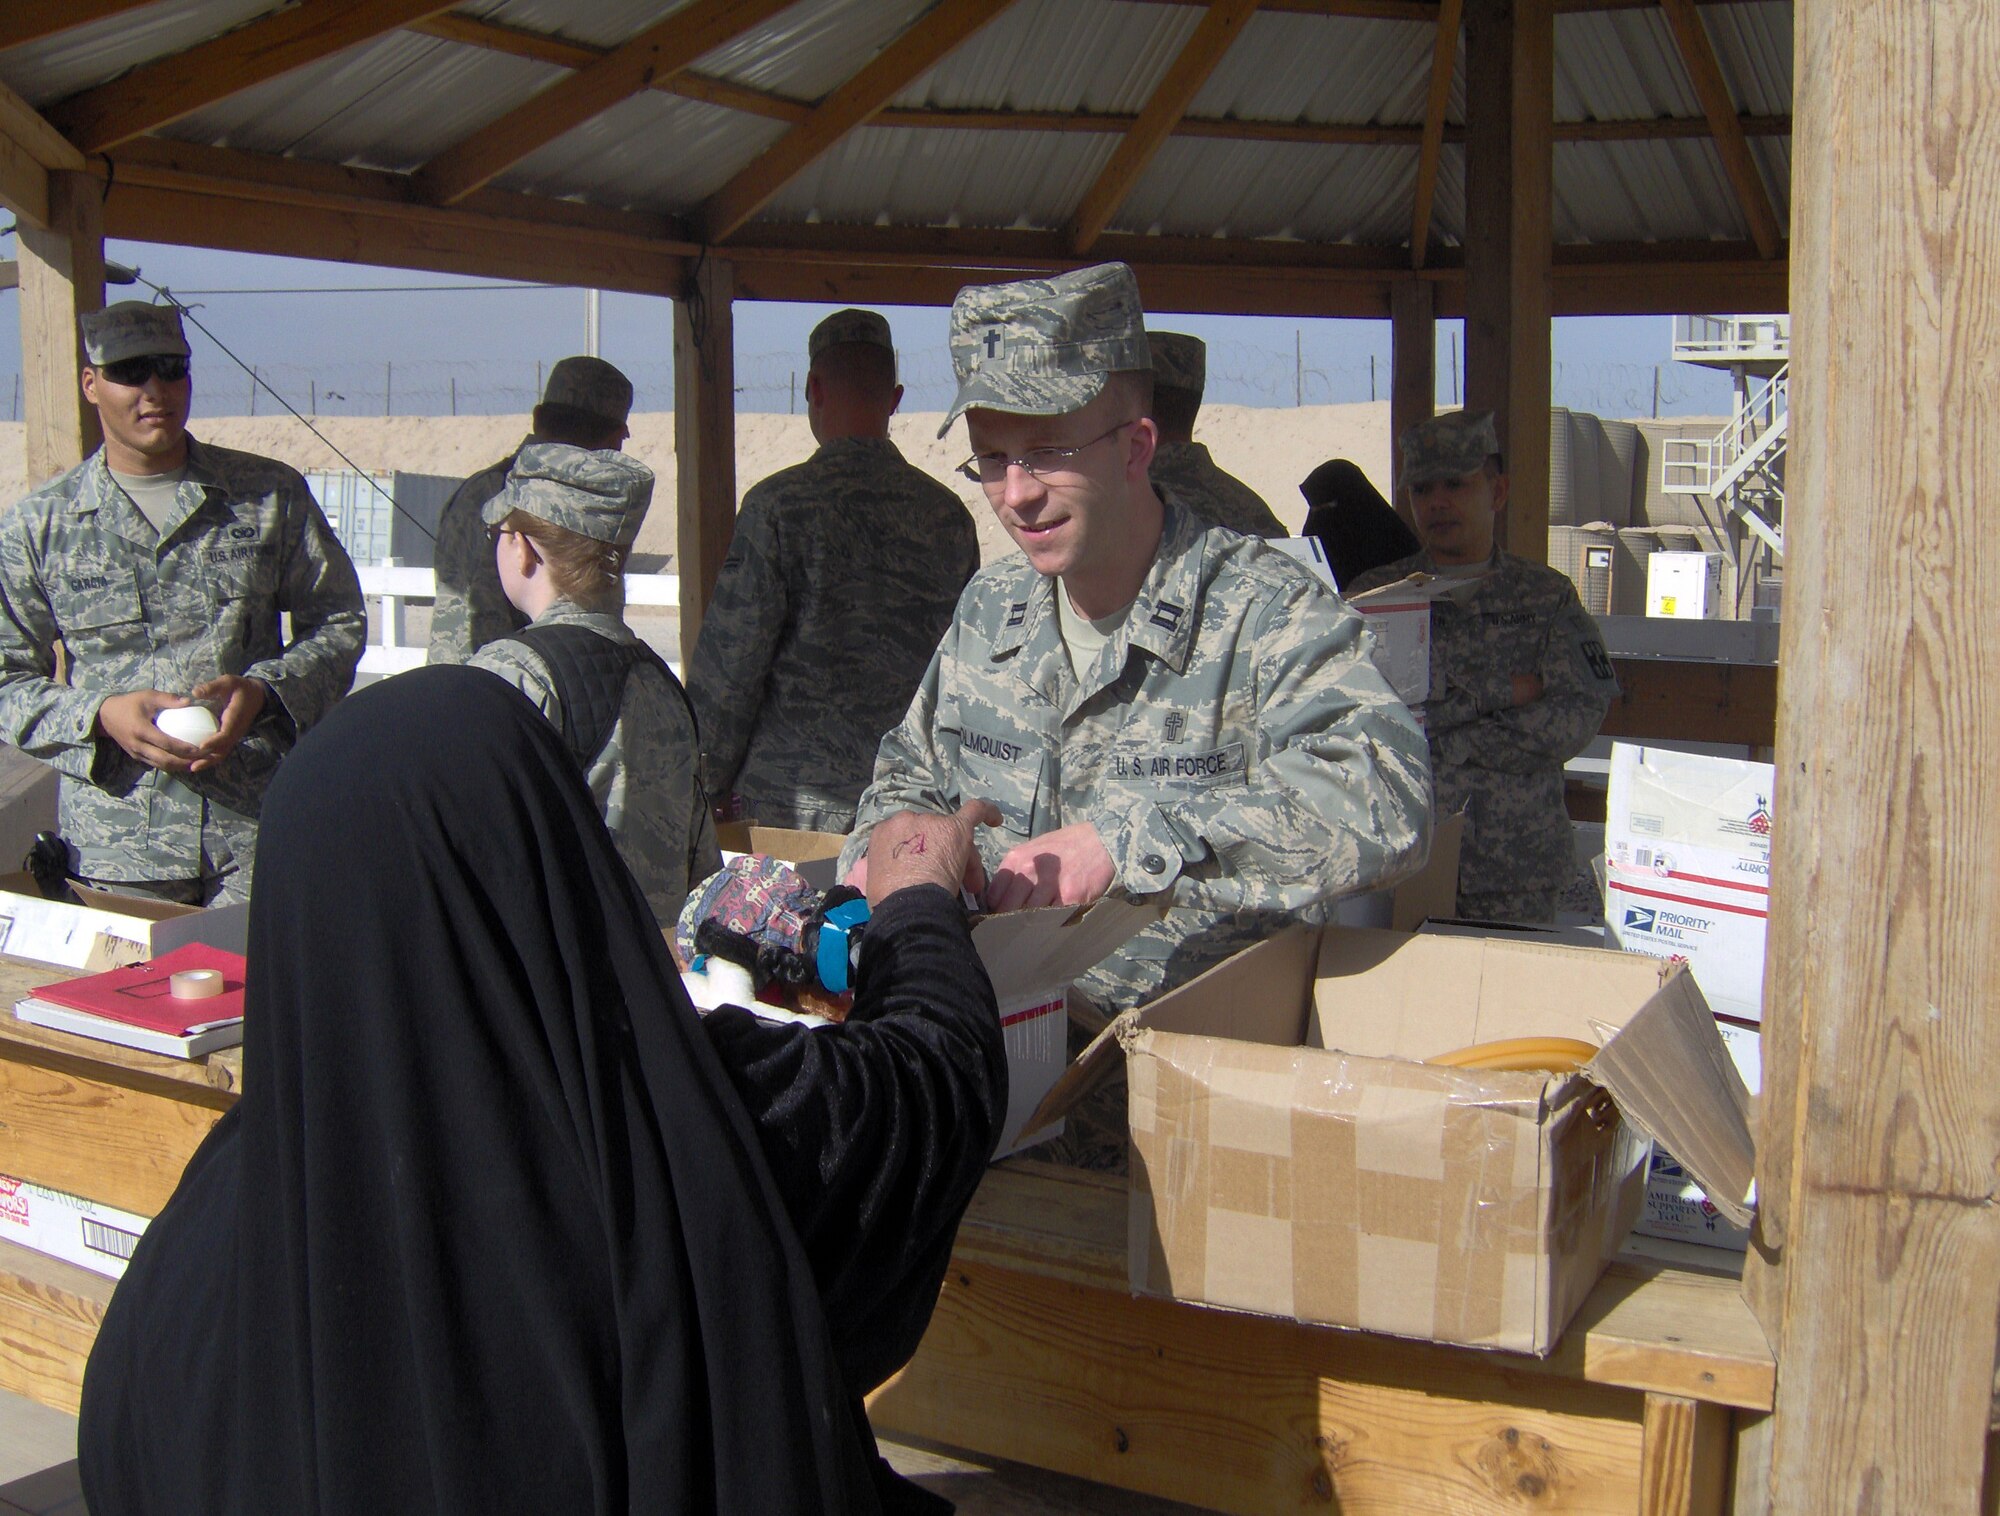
[[1022, 924, 1754, 1356], [0, 872, 248, 970]]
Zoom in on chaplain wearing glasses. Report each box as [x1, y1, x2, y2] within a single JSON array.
[[0, 300, 365, 904], [838, 262, 1433, 1169]]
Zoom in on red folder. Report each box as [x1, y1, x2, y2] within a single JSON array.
[[25, 942, 246, 1038]]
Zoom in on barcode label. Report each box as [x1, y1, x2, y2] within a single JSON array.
[[1634, 847, 1656, 868], [81, 1218, 140, 1261]]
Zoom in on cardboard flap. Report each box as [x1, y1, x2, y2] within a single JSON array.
[[1588, 966, 1756, 1224], [970, 897, 1159, 1004], [1016, 1003, 1128, 1141]]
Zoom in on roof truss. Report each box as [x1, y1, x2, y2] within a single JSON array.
[[1660, 0, 1785, 258], [0, 1, 157, 54]]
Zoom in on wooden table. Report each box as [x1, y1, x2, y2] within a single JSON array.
[[0, 954, 1774, 1512]]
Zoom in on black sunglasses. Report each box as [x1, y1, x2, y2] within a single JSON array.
[[97, 354, 190, 386]]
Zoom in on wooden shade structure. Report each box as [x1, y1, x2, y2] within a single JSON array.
[[5, 4, 1996, 1510]]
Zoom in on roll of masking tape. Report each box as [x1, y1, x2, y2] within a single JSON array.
[[169, 968, 225, 1000]]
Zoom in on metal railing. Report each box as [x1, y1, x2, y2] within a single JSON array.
[[1660, 366, 1788, 555], [1672, 313, 1790, 363]]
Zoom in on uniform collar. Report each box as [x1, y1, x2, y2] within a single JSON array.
[[536, 598, 634, 641], [814, 435, 903, 464], [75, 437, 211, 547]]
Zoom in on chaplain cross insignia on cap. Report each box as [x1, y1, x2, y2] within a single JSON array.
[[983, 330, 1003, 360]]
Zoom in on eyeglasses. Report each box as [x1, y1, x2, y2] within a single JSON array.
[[97, 354, 190, 386], [957, 420, 1134, 485], [484, 524, 516, 547]]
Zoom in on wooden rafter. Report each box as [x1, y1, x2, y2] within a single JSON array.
[[412, 11, 1789, 147], [0, 1, 158, 54], [1067, 0, 1264, 256], [1660, 0, 1784, 257], [412, 0, 798, 207], [1409, 0, 1462, 269], [698, 0, 1020, 245], [44, 0, 462, 155], [0, 79, 86, 228]]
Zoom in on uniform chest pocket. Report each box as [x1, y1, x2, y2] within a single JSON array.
[[954, 727, 1048, 836], [51, 567, 145, 651]]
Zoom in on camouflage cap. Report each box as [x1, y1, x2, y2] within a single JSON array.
[[1146, 331, 1206, 397], [808, 308, 893, 362], [1399, 409, 1502, 487], [940, 261, 1152, 437], [483, 441, 653, 548], [541, 356, 634, 426], [79, 301, 191, 366]]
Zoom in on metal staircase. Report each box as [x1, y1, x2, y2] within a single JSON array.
[[1660, 364, 1788, 555]]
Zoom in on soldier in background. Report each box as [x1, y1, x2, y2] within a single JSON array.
[[688, 309, 978, 833], [427, 356, 633, 663], [0, 301, 365, 904], [840, 262, 1430, 1069], [1348, 410, 1619, 923], [469, 444, 718, 925], [1145, 331, 1287, 538]]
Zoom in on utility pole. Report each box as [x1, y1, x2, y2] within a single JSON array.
[[585, 289, 601, 357]]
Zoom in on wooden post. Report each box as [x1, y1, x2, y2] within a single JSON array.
[[1462, 0, 1552, 564], [1754, 2, 2000, 1510], [673, 254, 736, 664], [1389, 278, 1436, 526], [15, 170, 104, 485]]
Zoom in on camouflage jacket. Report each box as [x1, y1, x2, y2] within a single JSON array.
[[688, 436, 979, 832], [470, 600, 720, 925], [1348, 548, 1618, 898], [0, 438, 365, 881], [1149, 442, 1287, 539], [840, 489, 1432, 1014], [427, 442, 530, 663]]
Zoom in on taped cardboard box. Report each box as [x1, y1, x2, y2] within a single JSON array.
[[1025, 925, 1754, 1356], [0, 873, 248, 970], [0, 1172, 149, 1280]]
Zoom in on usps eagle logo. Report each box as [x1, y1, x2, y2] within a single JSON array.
[[1746, 796, 1772, 836]]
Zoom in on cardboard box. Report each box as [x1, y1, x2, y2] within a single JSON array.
[[1634, 1151, 1752, 1251], [1332, 811, 1463, 932], [1029, 925, 1754, 1356], [0, 756, 57, 880], [1646, 550, 1724, 619], [0, 1173, 149, 1279], [1344, 581, 1434, 708], [0, 873, 248, 971], [1604, 744, 1773, 1021], [700, 825, 1156, 1160]]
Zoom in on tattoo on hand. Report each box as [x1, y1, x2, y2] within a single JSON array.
[[891, 834, 928, 859]]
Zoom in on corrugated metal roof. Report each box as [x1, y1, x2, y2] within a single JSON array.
[[0, 0, 1794, 268]]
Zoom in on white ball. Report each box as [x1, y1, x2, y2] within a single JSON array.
[[156, 705, 220, 744]]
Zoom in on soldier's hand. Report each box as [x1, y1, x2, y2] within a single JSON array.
[[986, 822, 1116, 913], [94, 690, 206, 773], [188, 675, 269, 770], [863, 801, 1001, 909], [1509, 673, 1544, 707]]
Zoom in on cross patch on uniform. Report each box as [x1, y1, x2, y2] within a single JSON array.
[[983, 329, 1003, 360], [1164, 712, 1185, 743], [1006, 601, 1027, 628], [1148, 599, 1185, 632]]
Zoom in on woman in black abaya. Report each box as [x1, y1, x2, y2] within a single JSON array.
[[78, 665, 1007, 1515]]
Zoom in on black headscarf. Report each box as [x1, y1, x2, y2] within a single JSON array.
[[79, 665, 1005, 1515], [1299, 458, 1422, 589]]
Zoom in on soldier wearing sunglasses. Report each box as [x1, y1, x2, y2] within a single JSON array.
[[0, 301, 365, 905]]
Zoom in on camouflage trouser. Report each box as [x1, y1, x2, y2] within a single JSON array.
[[1455, 886, 1559, 925], [83, 836, 250, 908]]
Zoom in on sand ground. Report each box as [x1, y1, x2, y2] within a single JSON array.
[[0, 402, 1392, 569]]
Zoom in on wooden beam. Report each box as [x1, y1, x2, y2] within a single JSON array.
[[1659, 0, 1783, 260], [698, 0, 1019, 244], [0, 128, 48, 230], [1598, 659, 1775, 748], [0, 1, 156, 53], [1410, 0, 1462, 269], [674, 256, 737, 665], [1757, 2, 2000, 1510], [412, 0, 798, 207], [44, 0, 462, 155], [1390, 279, 1435, 509], [1067, 0, 1264, 256], [1463, 0, 1553, 564], [0, 79, 86, 229], [16, 171, 104, 484]]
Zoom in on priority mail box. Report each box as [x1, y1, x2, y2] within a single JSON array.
[[1604, 744, 1773, 1021], [0, 874, 248, 971], [1026, 925, 1754, 1356], [1344, 578, 1434, 709], [0, 1173, 149, 1280]]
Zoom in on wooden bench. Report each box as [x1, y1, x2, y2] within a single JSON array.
[[0, 953, 1773, 1512]]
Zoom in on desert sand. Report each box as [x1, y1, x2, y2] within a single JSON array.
[[0, 402, 1393, 568]]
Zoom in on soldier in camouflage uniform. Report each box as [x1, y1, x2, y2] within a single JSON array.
[[427, 356, 633, 663], [1145, 331, 1287, 539], [1348, 410, 1619, 923], [0, 302, 365, 904], [839, 261, 1430, 1058], [469, 443, 719, 925], [688, 309, 978, 831]]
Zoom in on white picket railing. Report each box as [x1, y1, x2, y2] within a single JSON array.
[[354, 564, 681, 679]]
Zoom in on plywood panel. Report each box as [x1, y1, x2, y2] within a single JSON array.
[[0, 1241, 112, 1418]]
